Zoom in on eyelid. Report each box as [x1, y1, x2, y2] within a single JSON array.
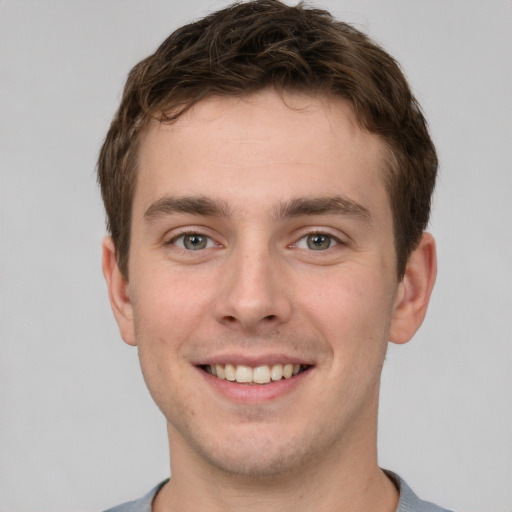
[[165, 227, 221, 250], [174, 234, 216, 250], [295, 234, 339, 250], [291, 229, 347, 249]]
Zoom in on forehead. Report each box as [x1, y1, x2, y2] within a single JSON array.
[[134, 90, 390, 216]]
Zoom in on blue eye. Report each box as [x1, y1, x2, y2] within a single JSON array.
[[174, 234, 215, 250], [296, 233, 339, 250]]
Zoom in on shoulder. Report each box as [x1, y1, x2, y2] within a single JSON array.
[[102, 480, 168, 512], [385, 470, 454, 512]]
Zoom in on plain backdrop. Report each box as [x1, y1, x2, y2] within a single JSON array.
[[1, 1, 511, 511]]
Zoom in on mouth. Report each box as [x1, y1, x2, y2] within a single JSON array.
[[200, 363, 310, 385]]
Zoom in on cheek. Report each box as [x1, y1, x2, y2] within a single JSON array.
[[300, 266, 394, 369], [132, 265, 213, 342], [131, 273, 203, 415], [137, 336, 199, 426], [305, 266, 392, 327]]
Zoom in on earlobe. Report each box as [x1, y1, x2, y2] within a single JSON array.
[[102, 237, 137, 346], [389, 232, 437, 345]]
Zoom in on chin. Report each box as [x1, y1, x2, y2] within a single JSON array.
[[181, 421, 326, 480], [201, 442, 307, 479]]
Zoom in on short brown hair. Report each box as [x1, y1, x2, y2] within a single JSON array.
[[98, 0, 437, 278]]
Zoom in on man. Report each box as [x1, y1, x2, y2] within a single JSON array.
[[98, 1, 449, 510]]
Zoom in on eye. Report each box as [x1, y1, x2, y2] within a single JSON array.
[[296, 233, 339, 251], [173, 233, 216, 250]]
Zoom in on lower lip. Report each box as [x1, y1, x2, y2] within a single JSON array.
[[199, 367, 311, 403]]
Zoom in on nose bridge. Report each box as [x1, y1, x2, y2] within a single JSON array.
[[214, 235, 291, 330]]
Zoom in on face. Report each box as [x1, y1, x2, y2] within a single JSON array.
[[107, 90, 410, 478]]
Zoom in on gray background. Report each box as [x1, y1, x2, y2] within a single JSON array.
[[1, 1, 511, 510]]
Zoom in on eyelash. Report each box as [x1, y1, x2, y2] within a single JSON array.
[[292, 231, 344, 251], [166, 229, 219, 251], [165, 229, 345, 252]]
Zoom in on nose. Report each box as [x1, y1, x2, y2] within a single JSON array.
[[214, 244, 292, 332]]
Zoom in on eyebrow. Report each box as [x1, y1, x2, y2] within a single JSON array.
[[143, 195, 232, 221], [143, 194, 370, 222], [274, 196, 371, 220]]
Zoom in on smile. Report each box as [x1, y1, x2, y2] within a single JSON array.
[[202, 363, 309, 384]]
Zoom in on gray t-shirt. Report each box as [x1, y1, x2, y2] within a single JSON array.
[[103, 471, 453, 512]]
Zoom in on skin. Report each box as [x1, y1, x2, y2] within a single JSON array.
[[103, 90, 436, 511]]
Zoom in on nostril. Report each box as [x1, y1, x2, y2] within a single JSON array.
[[219, 313, 280, 328]]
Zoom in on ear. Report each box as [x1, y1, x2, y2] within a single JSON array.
[[389, 232, 437, 344], [102, 237, 137, 346]]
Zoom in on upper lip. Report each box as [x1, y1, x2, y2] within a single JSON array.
[[194, 353, 314, 367]]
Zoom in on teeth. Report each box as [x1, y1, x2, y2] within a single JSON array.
[[224, 363, 236, 382], [204, 363, 307, 384], [235, 365, 252, 383], [271, 364, 283, 381], [253, 365, 271, 384], [215, 364, 225, 379]]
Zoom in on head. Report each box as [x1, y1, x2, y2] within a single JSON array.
[[99, 0, 438, 483], [97, 0, 437, 281]]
